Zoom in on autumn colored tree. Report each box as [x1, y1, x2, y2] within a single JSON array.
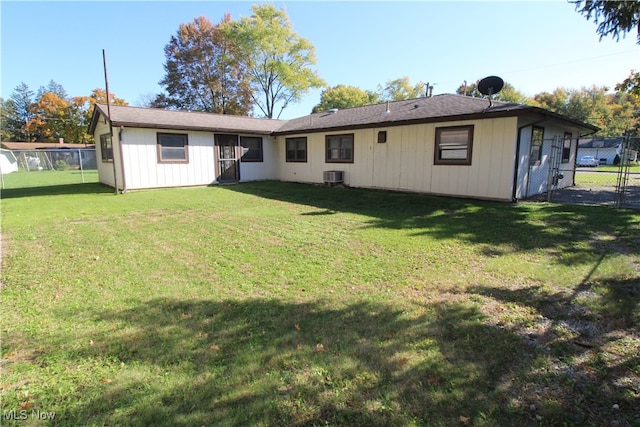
[[158, 15, 252, 115], [312, 85, 379, 113], [534, 85, 637, 136], [229, 4, 325, 118], [2, 82, 128, 144], [72, 89, 129, 143], [26, 91, 71, 141]]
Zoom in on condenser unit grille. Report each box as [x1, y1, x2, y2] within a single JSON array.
[[323, 170, 343, 184]]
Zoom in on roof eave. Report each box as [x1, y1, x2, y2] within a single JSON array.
[[271, 110, 529, 136], [88, 104, 108, 134], [110, 121, 276, 135], [273, 107, 599, 136]]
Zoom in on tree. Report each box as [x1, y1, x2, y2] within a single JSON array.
[[616, 70, 640, 103], [26, 92, 71, 141], [493, 83, 532, 104], [159, 15, 252, 115], [72, 89, 128, 143], [0, 98, 16, 141], [312, 85, 379, 113], [85, 88, 128, 107], [615, 70, 640, 134], [572, 0, 640, 44], [37, 80, 68, 101], [456, 80, 532, 104], [534, 85, 637, 136], [378, 77, 426, 101], [5, 82, 35, 141], [230, 4, 326, 118], [456, 81, 479, 97]]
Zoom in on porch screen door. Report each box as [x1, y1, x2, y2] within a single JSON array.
[[215, 134, 239, 182]]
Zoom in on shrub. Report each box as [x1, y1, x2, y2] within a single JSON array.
[[54, 160, 70, 171]]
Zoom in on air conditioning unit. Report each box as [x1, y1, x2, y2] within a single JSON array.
[[323, 170, 344, 184]]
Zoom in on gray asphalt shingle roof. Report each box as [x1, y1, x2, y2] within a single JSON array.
[[90, 104, 285, 135], [90, 94, 598, 136], [578, 137, 624, 149], [274, 94, 598, 135], [275, 94, 528, 134]]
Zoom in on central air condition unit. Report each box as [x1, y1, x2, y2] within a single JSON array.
[[323, 170, 343, 184]]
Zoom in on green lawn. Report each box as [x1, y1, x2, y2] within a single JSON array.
[[596, 164, 640, 173], [1, 181, 639, 426], [1, 169, 99, 190]]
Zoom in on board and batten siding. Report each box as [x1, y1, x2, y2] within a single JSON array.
[[515, 121, 583, 199], [120, 128, 217, 189], [238, 135, 279, 182], [276, 116, 519, 201], [112, 129, 277, 189], [94, 119, 122, 189]]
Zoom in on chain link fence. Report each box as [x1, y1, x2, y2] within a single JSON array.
[[0, 148, 98, 190], [550, 136, 639, 210]]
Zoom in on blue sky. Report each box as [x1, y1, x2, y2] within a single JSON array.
[[1, 1, 638, 119]]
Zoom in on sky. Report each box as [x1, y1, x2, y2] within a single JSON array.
[[1, 1, 638, 120]]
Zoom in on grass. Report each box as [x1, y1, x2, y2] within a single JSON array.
[[1, 181, 639, 426], [595, 164, 640, 173], [1, 170, 99, 190]]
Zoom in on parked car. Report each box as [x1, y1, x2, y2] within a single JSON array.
[[577, 155, 599, 167]]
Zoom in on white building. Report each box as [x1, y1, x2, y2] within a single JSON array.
[[90, 95, 598, 201]]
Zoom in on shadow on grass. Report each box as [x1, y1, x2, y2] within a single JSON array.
[[469, 275, 640, 424], [223, 181, 639, 265], [30, 294, 639, 426], [0, 182, 112, 199], [43, 298, 544, 426]]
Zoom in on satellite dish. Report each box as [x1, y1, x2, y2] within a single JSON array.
[[477, 76, 504, 96], [477, 75, 504, 110]]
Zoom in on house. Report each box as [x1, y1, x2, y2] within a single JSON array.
[[577, 137, 636, 165], [89, 94, 598, 201]]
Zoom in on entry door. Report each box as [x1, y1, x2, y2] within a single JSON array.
[[215, 134, 239, 182]]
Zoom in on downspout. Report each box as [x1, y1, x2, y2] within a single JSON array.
[[118, 126, 127, 193]]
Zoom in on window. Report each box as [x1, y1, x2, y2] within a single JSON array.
[[240, 136, 263, 162], [562, 132, 572, 163], [100, 133, 113, 162], [378, 131, 387, 144], [529, 126, 544, 166], [286, 137, 307, 162], [326, 134, 354, 163], [434, 125, 473, 165], [157, 133, 188, 163]]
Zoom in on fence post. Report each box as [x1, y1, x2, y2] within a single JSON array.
[[78, 149, 85, 183], [614, 134, 632, 209]]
